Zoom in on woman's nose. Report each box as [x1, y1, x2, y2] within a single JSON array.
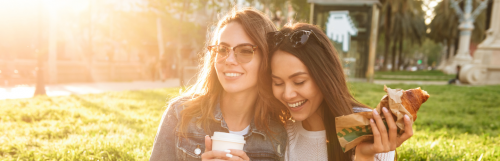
[[224, 51, 238, 65], [283, 84, 297, 100]]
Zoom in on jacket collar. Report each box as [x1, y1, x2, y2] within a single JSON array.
[[213, 99, 267, 140]]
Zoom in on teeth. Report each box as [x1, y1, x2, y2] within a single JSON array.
[[225, 73, 242, 77], [288, 100, 306, 108]]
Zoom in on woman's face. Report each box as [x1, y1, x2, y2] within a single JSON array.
[[215, 22, 261, 94], [271, 50, 324, 121]]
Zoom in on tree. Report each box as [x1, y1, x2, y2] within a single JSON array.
[[34, 0, 46, 96], [380, 0, 426, 71], [429, 0, 460, 63], [380, 0, 393, 71], [149, 0, 239, 85], [290, 0, 310, 22], [428, 0, 487, 67]]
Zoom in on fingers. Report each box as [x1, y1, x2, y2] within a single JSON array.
[[397, 114, 414, 147], [205, 135, 212, 152], [369, 118, 381, 152], [226, 149, 250, 161], [382, 107, 398, 151], [201, 150, 230, 160], [372, 109, 390, 152], [227, 155, 244, 161]]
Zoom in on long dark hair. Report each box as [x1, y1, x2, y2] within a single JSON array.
[[269, 23, 369, 160]]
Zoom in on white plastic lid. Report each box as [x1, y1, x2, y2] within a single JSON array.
[[211, 132, 246, 144]]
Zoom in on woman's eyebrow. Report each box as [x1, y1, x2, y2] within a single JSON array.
[[219, 42, 231, 46], [271, 72, 307, 79], [288, 72, 307, 79], [218, 42, 255, 47]]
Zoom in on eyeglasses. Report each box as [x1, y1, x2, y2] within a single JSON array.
[[207, 44, 258, 64], [266, 30, 320, 51]]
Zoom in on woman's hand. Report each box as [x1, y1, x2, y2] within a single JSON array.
[[201, 135, 250, 161], [354, 107, 414, 161]]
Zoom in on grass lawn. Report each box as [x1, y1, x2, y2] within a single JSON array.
[[1, 83, 499, 160], [374, 70, 456, 81]]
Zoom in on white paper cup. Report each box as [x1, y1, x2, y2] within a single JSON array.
[[211, 132, 246, 151]]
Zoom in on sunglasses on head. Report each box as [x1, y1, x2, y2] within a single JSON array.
[[266, 30, 321, 52]]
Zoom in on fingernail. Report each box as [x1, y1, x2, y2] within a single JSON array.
[[373, 110, 379, 115], [382, 107, 388, 113], [404, 114, 410, 120], [224, 150, 231, 153], [370, 118, 374, 122], [226, 154, 233, 158]]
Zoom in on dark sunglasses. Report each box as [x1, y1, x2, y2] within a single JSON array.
[[266, 30, 320, 51]]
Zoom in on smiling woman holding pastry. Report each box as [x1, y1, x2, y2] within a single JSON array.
[[267, 23, 423, 161]]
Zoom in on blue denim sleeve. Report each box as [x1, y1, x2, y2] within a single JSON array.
[[150, 97, 184, 161]]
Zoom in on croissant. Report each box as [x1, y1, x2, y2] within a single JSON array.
[[401, 87, 430, 120], [336, 86, 430, 152], [377, 85, 430, 122]]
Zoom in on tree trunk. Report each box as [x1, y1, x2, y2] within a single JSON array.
[[383, 35, 391, 71], [391, 38, 397, 72], [34, 0, 46, 96], [176, 0, 190, 86], [398, 38, 404, 71], [86, 0, 93, 82], [399, 39, 405, 70], [157, 17, 165, 81], [157, 17, 165, 58], [382, 5, 392, 71]]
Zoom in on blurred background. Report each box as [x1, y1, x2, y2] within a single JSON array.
[[0, 0, 497, 92], [1, 0, 499, 160]]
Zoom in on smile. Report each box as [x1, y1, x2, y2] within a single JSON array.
[[224, 73, 243, 77], [288, 100, 307, 108]]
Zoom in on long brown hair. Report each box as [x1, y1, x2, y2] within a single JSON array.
[[269, 23, 369, 160], [177, 8, 288, 136]]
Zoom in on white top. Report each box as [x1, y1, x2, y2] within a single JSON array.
[[285, 120, 395, 161], [229, 125, 250, 136]]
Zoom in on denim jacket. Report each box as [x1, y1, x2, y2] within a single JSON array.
[[150, 96, 287, 161]]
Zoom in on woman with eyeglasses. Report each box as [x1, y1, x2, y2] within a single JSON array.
[[267, 23, 414, 161], [149, 8, 288, 161]]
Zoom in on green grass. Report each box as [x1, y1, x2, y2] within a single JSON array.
[[0, 88, 181, 160], [349, 83, 500, 160], [374, 70, 456, 81], [1, 83, 499, 160]]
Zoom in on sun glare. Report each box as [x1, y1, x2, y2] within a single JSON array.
[[422, 0, 443, 25]]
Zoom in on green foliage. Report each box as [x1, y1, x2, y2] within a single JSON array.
[[429, 0, 488, 44], [379, 0, 427, 71], [380, 0, 427, 43], [1, 84, 499, 160], [290, 0, 310, 22], [428, 0, 459, 45]]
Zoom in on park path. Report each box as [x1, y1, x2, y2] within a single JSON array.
[[0, 78, 448, 100], [347, 78, 447, 85], [373, 80, 447, 85], [0, 79, 180, 100]]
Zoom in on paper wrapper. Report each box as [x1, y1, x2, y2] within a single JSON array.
[[335, 85, 429, 152]]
